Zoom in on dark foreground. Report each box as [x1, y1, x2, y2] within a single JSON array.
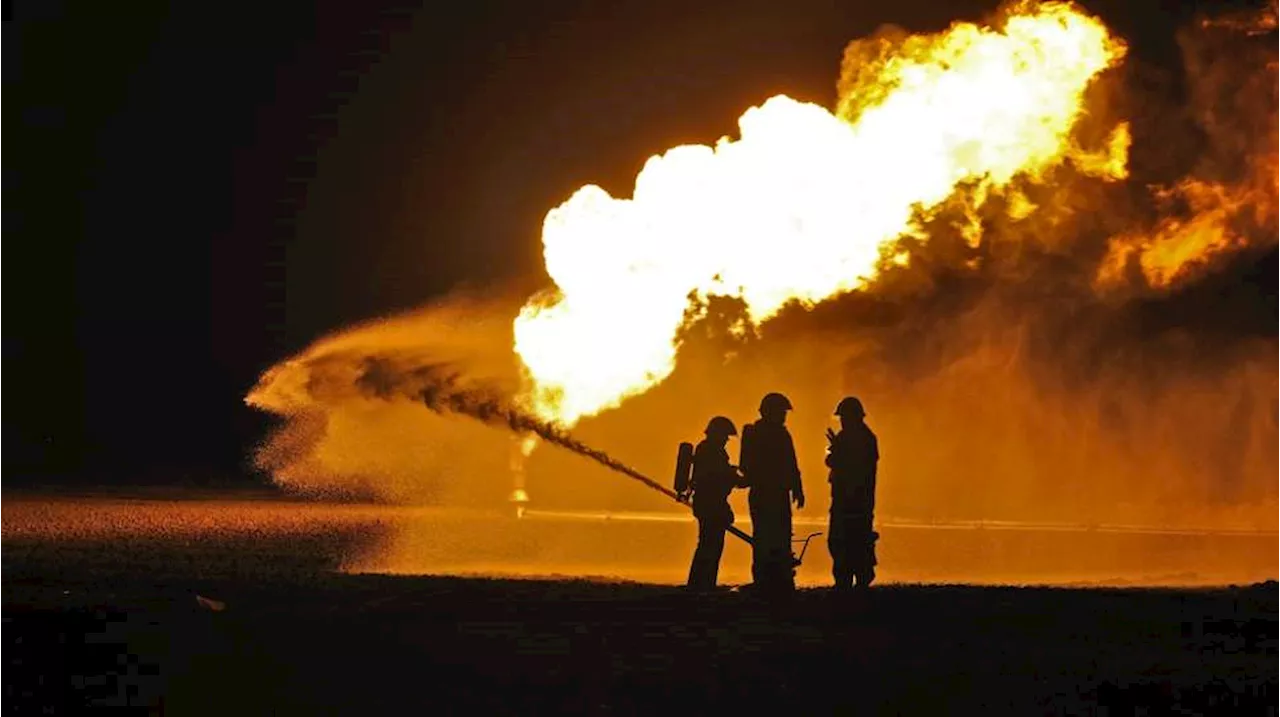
[[3, 493, 1277, 715], [6, 577, 1277, 714]]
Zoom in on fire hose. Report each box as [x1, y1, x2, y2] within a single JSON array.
[[510, 432, 821, 567]]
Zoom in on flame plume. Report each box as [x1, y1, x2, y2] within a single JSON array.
[[514, 1, 1128, 426]]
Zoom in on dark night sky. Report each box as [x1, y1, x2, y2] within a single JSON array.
[[3, 0, 1254, 482]]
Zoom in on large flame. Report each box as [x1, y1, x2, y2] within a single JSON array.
[[1096, 120, 1278, 290], [513, 1, 1129, 426]]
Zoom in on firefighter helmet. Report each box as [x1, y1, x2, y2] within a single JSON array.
[[759, 392, 793, 416], [705, 415, 738, 437], [835, 396, 866, 418]]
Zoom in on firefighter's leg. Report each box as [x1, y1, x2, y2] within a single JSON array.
[[854, 518, 877, 589], [751, 502, 782, 590], [762, 506, 793, 591], [687, 518, 715, 590], [766, 507, 790, 590], [748, 497, 765, 586], [782, 507, 795, 590], [855, 564, 875, 589], [706, 525, 726, 587], [686, 520, 702, 588], [828, 514, 853, 588]]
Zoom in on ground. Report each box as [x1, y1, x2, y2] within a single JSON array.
[[3, 490, 1276, 714]]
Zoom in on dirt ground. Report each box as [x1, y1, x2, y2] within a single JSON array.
[[3, 491, 1276, 714]]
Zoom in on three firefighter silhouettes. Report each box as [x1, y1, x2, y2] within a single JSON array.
[[675, 393, 879, 594]]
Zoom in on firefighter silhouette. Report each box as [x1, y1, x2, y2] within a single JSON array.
[[682, 416, 746, 591], [740, 392, 804, 593], [825, 396, 880, 590]]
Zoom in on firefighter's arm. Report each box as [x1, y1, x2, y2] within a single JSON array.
[[868, 434, 879, 515], [824, 448, 840, 470], [680, 474, 696, 503], [717, 459, 741, 489], [786, 435, 804, 508], [824, 429, 845, 470], [735, 426, 753, 488], [738, 424, 755, 473]]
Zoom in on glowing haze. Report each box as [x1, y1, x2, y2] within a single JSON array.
[[514, 1, 1129, 426]]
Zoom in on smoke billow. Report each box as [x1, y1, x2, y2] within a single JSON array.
[[248, 3, 1276, 532]]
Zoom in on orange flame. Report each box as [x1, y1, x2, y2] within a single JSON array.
[[1097, 149, 1278, 291], [513, 1, 1128, 426], [1094, 0, 1278, 294]]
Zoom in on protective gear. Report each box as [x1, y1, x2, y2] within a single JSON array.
[[759, 392, 793, 416], [834, 396, 866, 418], [686, 437, 744, 591], [740, 417, 803, 593], [673, 442, 695, 498], [826, 418, 880, 590], [704, 415, 738, 437]]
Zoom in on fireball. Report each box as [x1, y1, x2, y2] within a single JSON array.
[[513, 1, 1129, 426]]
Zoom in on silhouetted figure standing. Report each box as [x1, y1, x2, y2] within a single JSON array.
[[741, 392, 804, 593], [825, 397, 879, 590], [684, 416, 745, 592]]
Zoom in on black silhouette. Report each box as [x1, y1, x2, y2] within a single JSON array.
[[740, 392, 804, 593], [825, 396, 880, 590], [684, 416, 746, 591]]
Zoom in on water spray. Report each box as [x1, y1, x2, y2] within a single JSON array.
[[508, 435, 535, 517]]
